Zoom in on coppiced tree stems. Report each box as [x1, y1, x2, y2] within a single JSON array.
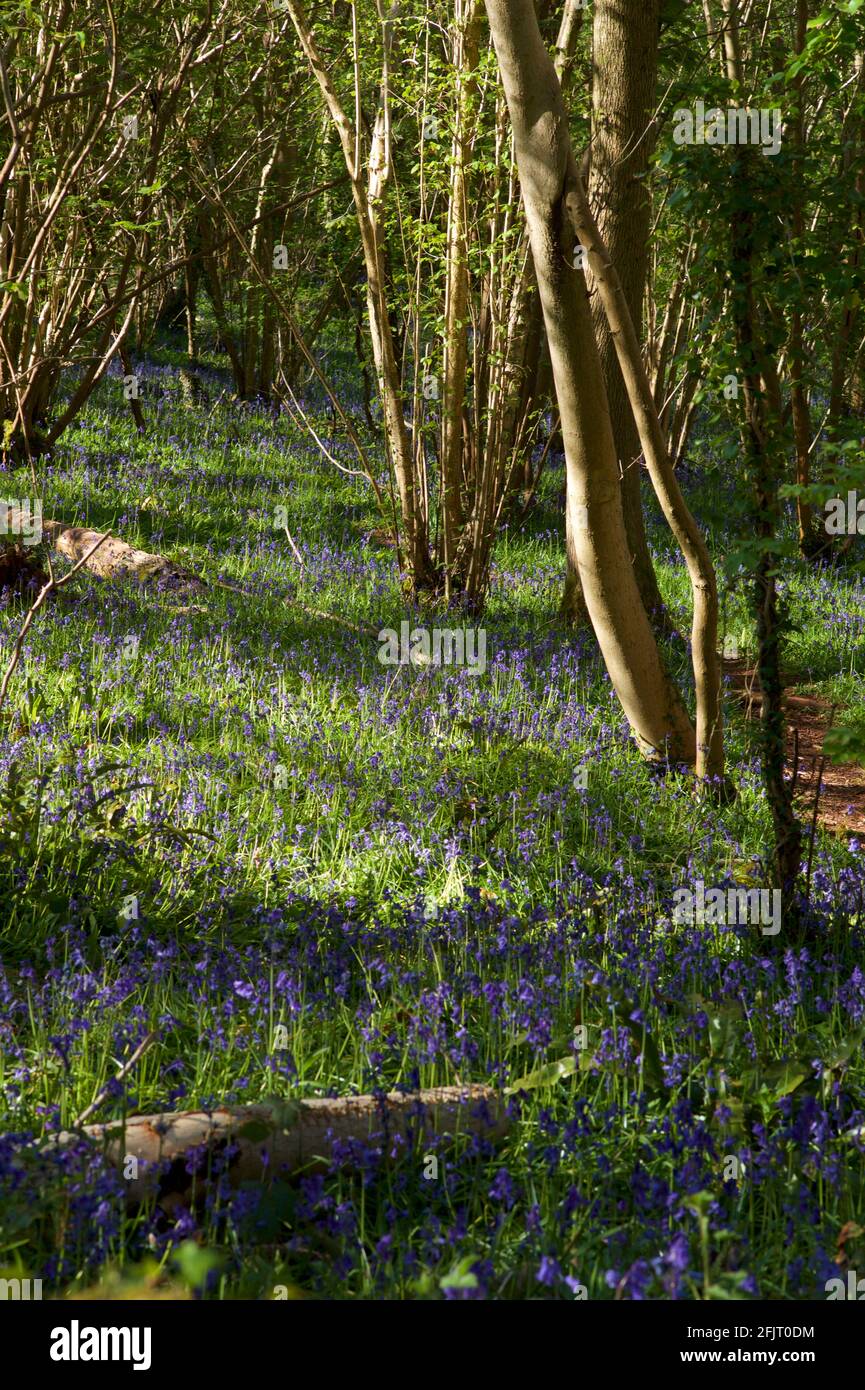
[[286, 0, 432, 588], [567, 159, 725, 786], [284, 0, 577, 610], [583, 0, 667, 621], [485, 0, 697, 765]]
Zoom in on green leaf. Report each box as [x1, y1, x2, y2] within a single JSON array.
[[707, 1001, 746, 1060], [744, 1059, 811, 1101], [505, 1055, 579, 1094], [263, 1097, 303, 1130], [704, 1273, 751, 1300], [439, 1256, 478, 1291], [821, 1027, 865, 1071], [823, 726, 865, 767], [173, 1240, 223, 1291], [684, 1190, 715, 1217], [0, 279, 28, 302]]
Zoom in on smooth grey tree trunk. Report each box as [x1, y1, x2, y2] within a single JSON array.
[[485, 0, 696, 763]]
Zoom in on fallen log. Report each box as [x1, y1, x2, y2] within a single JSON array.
[[42, 519, 205, 595], [4, 507, 378, 632], [3, 506, 204, 595], [51, 1085, 508, 1205]]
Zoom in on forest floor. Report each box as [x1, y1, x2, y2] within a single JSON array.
[[723, 658, 865, 838], [1, 345, 864, 1301]]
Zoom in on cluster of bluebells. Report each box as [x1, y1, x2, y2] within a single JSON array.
[[0, 872, 863, 1297], [0, 374, 864, 1297]]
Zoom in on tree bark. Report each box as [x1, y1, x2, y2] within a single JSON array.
[[567, 163, 725, 785], [285, 0, 434, 590], [788, 0, 815, 556], [584, 0, 666, 621], [720, 0, 801, 909], [485, 0, 696, 763], [826, 52, 865, 442], [5, 508, 206, 595], [50, 1086, 507, 1205], [441, 2, 481, 600]]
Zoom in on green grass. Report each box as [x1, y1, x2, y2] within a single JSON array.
[[0, 351, 864, 1301]]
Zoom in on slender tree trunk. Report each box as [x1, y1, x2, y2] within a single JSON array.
[[583, 0, 667, 621], [788, 0, 815, 555], [441, 1, 480, 600], [547, 0, 589, 627], [827, 53, 865, 442], [184, 257, 198, 364], [199, 213, 245, 394], [286, 0, 433, 589], [486, 0, 696, 764], [243, 128, 279, 399], [567, 164, 725, 785], [118, 341, 145, 435]]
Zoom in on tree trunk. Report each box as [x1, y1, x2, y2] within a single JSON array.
[[31, 514, 205, 595], [788, 1, 815, 555], [183, 220, 201, 364], [486, 0, 696, 764], [441, 2, 480, 600], [721, 0, 801, 911], [199, 214, 246, 395], [826, 53, 865, 442], [567, 163, 725, 786], [286, 0, 434, 590], [118, 342, 146, 435], [583, 0, 667, 621]]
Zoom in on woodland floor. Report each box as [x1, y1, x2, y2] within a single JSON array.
[[1, 346, 864, 1301], [724, 658, 865, 838]]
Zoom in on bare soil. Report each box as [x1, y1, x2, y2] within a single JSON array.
[[723, 657, 865, 838]]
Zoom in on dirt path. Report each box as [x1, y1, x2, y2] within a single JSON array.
[[723, 658, 865, 838]]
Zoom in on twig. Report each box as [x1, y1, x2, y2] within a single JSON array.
[[208, 573, 379, 639], [0, 530, 110, 718], [805, 752, 826, 907], [73, 1030, 159, 1129], [283, 524, 305, 572]]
